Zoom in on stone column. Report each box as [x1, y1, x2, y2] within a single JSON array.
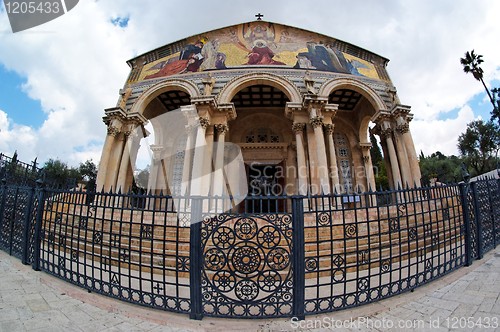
[[292, 123, 308, 195], [379, 137, 394, 190], [400, 123, 422, 187], [213, 124, 228, 198], [360, 143, 376, 191], [190, 117, 210, 196], [285, 143, 296, 196], [324, 124, 340, 193], [96, 124, 120, 191], [116, 129, 132, 192], [381, 127, 402, 189], [180, 124, 196, 197], [147, 145, 165, 194], [393, 128, 412, 188], [106, 130, 127, 192], [310, 116, 330, 194]]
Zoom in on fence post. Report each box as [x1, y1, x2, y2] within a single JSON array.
[[31, 179, 46, 271], [8, 186, 20, 256], [292, 196, 305, 320], [459, 183, 473, 266], [189, 196, 203, 320], [470, 182, 484, 259], [0, 178, 7, 242], [21, 186, 36, 265]]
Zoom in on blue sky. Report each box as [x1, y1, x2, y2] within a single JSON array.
[[0, 0, 499, 166], [0, 64, 45, 127]]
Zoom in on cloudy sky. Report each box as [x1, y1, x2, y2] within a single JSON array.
[[0, 0, 499, 167]]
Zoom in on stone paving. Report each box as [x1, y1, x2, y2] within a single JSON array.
[[0, 248, 499, 332]]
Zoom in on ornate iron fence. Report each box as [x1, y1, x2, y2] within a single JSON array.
[[0, 178, 498, 320]]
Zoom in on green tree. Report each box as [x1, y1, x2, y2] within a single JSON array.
[[457, 120, 500, 176], [78, 159, 98, 191], [43, 159, 79, 186], [78, 159, 97, 182], [419, 152, 463, 184], [369, 133, 388, 190]]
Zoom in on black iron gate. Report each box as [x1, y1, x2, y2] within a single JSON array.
[[0, 185, 37, 262]]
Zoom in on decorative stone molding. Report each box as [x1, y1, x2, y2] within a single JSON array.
[[304, 71, 317, 94], [310, 116, 324, 129], [202, 74, 215, 96], [362, 155, 370, 164], [292, 123, 306, 133]]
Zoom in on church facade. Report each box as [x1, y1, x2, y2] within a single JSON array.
[[96, 20, 421, 198]]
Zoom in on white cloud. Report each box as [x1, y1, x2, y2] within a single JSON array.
[[0, 109, 38, 158], [410, 106, 476, 156], [0, 0, 499, 165]]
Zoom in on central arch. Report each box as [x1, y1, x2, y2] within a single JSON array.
[[217, 72, 302, 105]]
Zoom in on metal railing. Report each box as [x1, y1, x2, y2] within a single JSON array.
[[0, 177, 498, 320]]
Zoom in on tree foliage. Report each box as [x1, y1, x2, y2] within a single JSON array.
[[457, 120, 500, 176], [419, 152, 463, 185], [42, 158, 98, 188]]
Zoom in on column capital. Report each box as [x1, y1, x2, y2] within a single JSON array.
[[150, 145, 164, 160], [379, 127, 393, 140], [107, 125, 120, 137], [323, 123, 335, 135], [396, 123, 410, 134], [310, 116, 324, 129], [199, 117, 210, 129], [214, 123, 229, 135], [292, 122, 306, 133]]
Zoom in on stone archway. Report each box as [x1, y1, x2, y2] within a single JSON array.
[[97, 79, 201, 193], [218, 72, 302, 105], [129, 78, 201, 117], [318, 78, 387, 144]]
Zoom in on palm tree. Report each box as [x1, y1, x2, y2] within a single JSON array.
[[460, 50, 495, 108]]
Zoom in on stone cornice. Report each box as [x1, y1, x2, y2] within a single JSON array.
[[191, 96, 218, 108], [126, 111, 148, 126], [285, 102, 304, 119], [103, 107, 127, 125], [217, 103, 237, 121]]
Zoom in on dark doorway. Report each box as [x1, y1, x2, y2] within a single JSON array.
[[243, 163, 285, 213]]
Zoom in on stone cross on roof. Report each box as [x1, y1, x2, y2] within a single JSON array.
[[255, 13, 263, 21]]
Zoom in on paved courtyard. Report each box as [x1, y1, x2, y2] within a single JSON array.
[[0, 248, 499, 331]]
